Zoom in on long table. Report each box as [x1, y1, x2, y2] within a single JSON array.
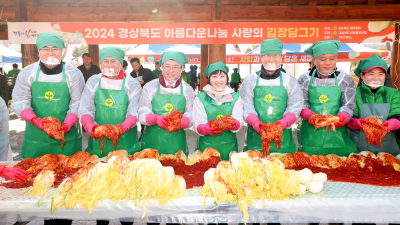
[[1, 181, 400, 223]]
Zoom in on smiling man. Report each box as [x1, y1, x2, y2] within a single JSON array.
[[298, 40, 357, 156], [138, 51, 195, 154], [240, 38, 304, 154], [11, 32, 84, 159], [78, 47, 141, 157]]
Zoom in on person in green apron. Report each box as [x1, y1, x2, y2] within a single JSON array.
[[240, 38, 304, 154], [230, 68, 241, 92], [298, 40, 357, 156], [78, 47, 141, 157], [193, 62, 243, 160], [347, 55, 400, 154], [11, 32, 84, 159], [152, 60, 162, 79], [138, 51, 196, 155]]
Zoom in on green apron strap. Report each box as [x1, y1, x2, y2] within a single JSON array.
[[360, 86, 367, 104], [180, 80, 183, 96], [121, 74, 126, 91], [333, 72, 338, 86], [279, 72, 283, 87], [309, 69, 316, 88], [35, 66, 41, 82], [256, 72, 260, 86], [62, 65, 66, 82], [382, 91, 387, 103]]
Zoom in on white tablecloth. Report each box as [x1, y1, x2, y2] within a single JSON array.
[[1, 181, 400, 223]]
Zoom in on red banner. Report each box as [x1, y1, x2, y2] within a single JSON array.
[[127, 52, 389, 64], [8, 21, 395, 44]]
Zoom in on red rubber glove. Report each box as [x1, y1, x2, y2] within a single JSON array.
[[180, 117, 190, 130], [58, 124, 68, 134], [197, 121, 223, 136], [347, 118, 365, 131], [21, 109, 50, 130], [81, 114, 100, 139], [116, 115, 137, 134], [334, 112, 350, 128], [146, 113, 170, 130], [300, 108, 316, 121], [230, 119, 241, 131], [272, 121, 282, 128], [58, 113, 78, 134], [0, 165, 29, 182], [383, 118, 400, 133], [276, 112, 296, 129], [247, 114, 263, 134], [31, 117, 51, 130]]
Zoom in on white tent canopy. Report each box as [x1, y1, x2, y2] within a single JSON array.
[[0, 44, 21, 63]]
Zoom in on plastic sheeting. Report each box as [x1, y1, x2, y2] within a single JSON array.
[[1, 179, 400, 223]]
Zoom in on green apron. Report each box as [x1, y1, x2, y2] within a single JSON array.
[[141, 82, 187, 154], [195, 92, 239, 160], [297, 70, 356, 156], [244, 72, 296, 153], [85, 75, 141, 157], [22, 64, 82, 159], [349, 88, 400, 155]]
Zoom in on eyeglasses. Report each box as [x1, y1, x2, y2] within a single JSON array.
[[263, 54, 281, 60], [101, 59, 119, 66], [163, 65, 182, 71], [40, 48, 62, 54]]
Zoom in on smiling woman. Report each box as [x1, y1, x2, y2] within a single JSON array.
[[192, 61, 244, 160]]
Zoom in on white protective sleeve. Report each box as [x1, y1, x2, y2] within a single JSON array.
[[78, 74, 142, 120], [0, 98, 9, 161], [138, 79, 196, 127], [297, 69, 356, 118], [240, 71, 304, 123], [192, 95, 244, 136], [11, 61, 85, 118]]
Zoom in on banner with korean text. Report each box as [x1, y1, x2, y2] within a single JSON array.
[[127, 52, 389, 64], [8, 21, 395, 44]]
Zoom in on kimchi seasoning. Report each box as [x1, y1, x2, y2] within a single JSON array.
[[287, 156, 400, 187], [160, 156, 221, 188]]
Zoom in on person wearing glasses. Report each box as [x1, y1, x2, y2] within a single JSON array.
[[240, 38, 304, 154], [11, 32, 84, 159], [138, 51, 196, 154], [78, 47, 141, 157]]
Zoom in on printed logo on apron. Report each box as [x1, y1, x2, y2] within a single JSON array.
[[45, 91, 54, 100], [319, 95, 328, 103], [371, 115, 384, 120], [105, 98, 114, 107], [165, 103, 174, 112], [216, 114, 224, 119], [264, 94, 273, 103]]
